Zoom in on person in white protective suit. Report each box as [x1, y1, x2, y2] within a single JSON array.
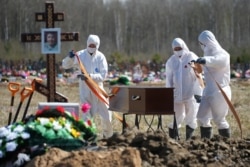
[[62, 34, 113, 138], [165, 38, 203, 140], [196, 30, 231, 138]]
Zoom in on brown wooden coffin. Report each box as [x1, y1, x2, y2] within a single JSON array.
[[109, 86, 174, 114]]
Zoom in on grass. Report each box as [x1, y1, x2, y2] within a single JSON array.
[[0, 78, 249, 140]]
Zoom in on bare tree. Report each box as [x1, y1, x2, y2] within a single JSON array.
[[1, 0, 250, 62]]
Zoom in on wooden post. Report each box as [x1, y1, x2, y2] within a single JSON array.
[[21, 1, 79, 102]]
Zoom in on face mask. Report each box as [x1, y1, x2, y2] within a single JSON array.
[[87, 47, 97, 54], [174, 50, 184, 57]]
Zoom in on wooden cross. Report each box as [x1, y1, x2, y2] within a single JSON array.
[[21, 1, 79, 102]]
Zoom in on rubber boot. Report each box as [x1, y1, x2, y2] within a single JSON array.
[[200, 127, 212, 139], [186, 125, 194, 140], [169, 128, 175, 139], [169, 128, 179, 139], [218, 128, 230, 138]]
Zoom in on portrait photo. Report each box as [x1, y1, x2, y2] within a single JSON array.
[[41, 28, 61, 54]]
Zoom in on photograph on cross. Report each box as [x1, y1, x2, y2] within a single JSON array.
[[41, 28, 61, 54]]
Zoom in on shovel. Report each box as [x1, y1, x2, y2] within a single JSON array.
[[7, 82, 21, 125], [12, 87, 33, 123], [21, 78, 42, 121]]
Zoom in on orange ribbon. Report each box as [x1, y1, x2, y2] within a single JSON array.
[[75, 53, 126, 126], [205, 66, 242, 138], [75, 53, 109, 105]]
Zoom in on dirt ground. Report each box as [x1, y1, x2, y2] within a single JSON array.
[[1, 79, 250, 167], [25, 127, 250, 167]]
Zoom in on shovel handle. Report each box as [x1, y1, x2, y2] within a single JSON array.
[[20, 87, 33, 102], [8, 82, 21, 96]]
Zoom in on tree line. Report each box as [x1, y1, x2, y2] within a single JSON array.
[[0, 0, 250, 65]]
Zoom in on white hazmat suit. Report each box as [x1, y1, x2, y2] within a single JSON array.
[[62, 34, 113, 138], [165, 38, 203, 140], [197, 30, 231, 138]]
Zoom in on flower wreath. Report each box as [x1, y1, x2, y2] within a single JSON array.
[[0, 103, 97, 165], [26, 105, 97, 150]]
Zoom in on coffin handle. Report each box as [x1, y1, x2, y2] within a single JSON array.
[[131, 95, 141, 101]]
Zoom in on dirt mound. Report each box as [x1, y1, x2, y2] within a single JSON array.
[[25, 127, 250, 167], [26, 147, 141, 167]]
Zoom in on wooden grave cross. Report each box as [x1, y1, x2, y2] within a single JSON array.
[[21, 1, 79, 102]]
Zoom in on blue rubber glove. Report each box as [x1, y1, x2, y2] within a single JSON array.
[[196, 57, 206, 64], [69, 50, 75, 58]]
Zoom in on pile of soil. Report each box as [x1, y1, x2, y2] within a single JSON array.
[[26, 127, 250, 167]]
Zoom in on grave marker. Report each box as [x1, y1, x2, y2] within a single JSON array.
[[21, 1, 79, 102]]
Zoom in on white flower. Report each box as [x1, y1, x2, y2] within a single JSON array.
[[14, 125, 25, 133], [6, 141, 18, 152], [38, 118, 50, 125], [0, 139, 2, 146], [0, 127, 10, 138], [64, 122, 71, 131], [21, 132, 30, 139], [6, 132, 18, 141], [52, 121, 62, 130], [13, 153, 30, 166]]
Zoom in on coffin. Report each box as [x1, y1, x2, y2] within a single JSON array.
[[109, 86, 174, 114]]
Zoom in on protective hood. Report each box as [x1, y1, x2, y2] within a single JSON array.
[[198, 30, 222, 56], [172, 38, 189, 57], [87, 34, 100, 50]]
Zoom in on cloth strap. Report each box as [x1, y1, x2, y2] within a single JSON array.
[[205, 66, 242, 138], [75, 54, 109, 105]]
